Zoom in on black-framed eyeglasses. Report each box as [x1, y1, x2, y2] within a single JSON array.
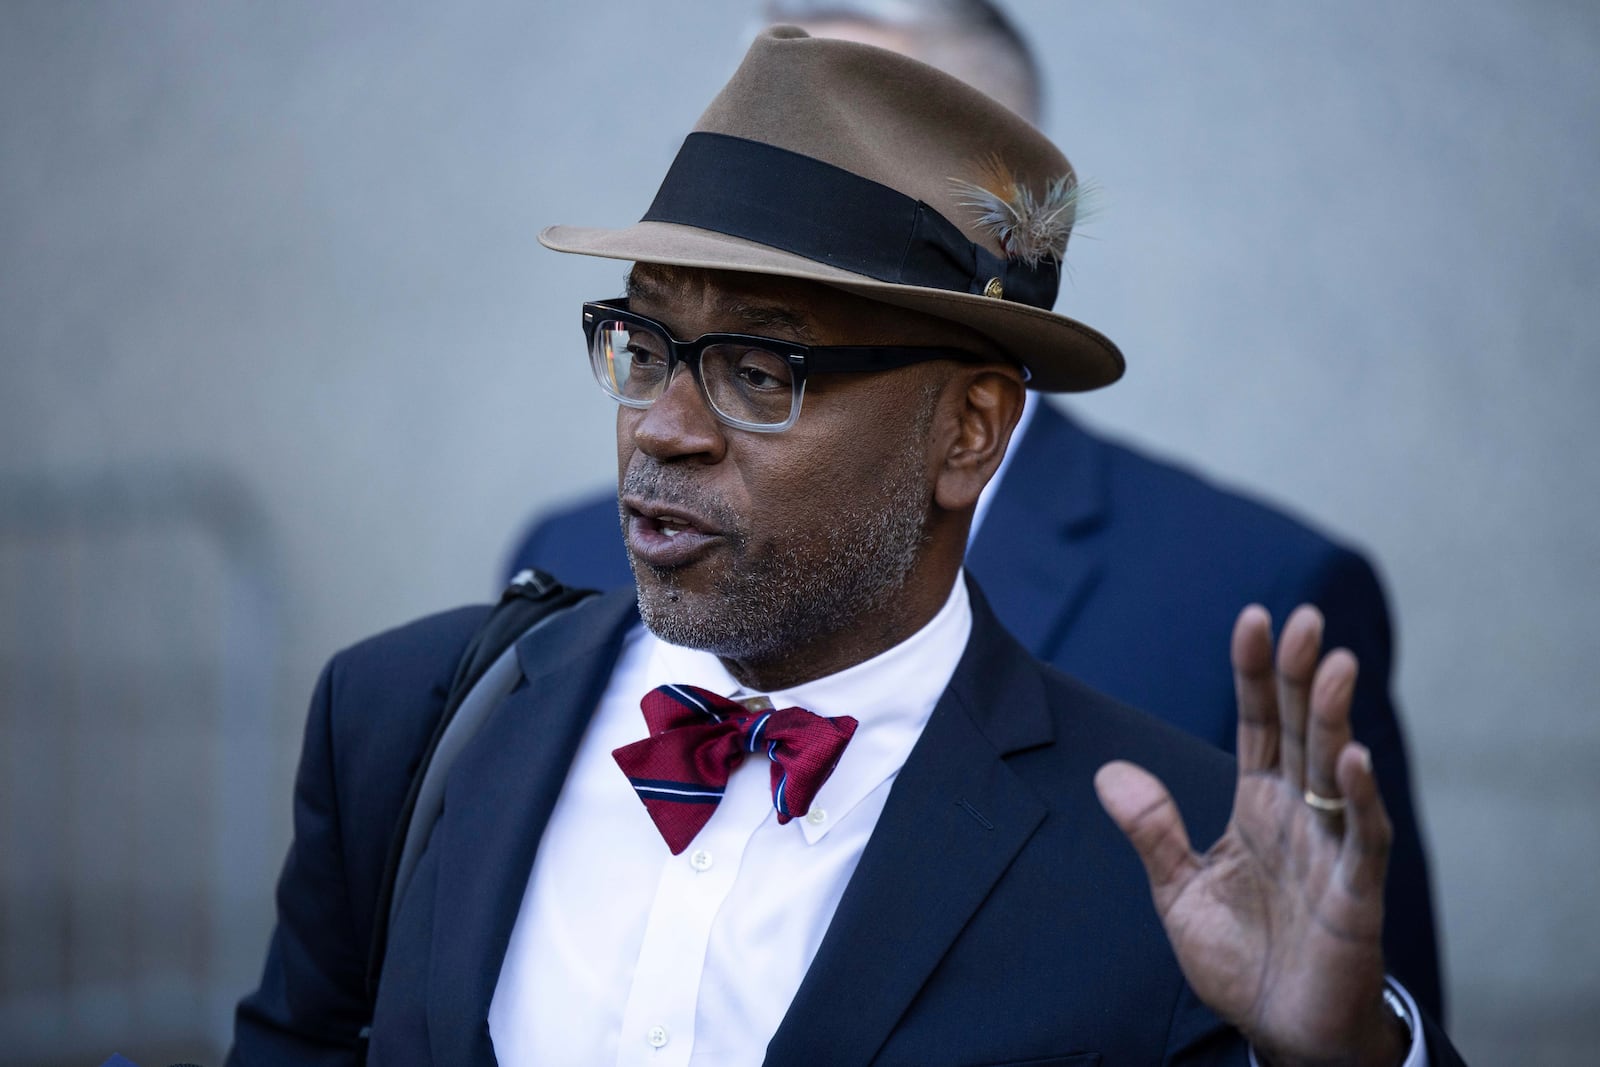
[[584, 298, 996, 433]]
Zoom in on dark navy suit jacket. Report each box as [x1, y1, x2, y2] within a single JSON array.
[[232, 584, 1462, 1065], [503, 403, 1443, 1019]]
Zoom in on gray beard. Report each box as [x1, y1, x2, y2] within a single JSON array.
[[622, 404, 936, 665]]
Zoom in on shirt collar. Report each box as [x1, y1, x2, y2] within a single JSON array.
[[640, 573, 974, 842]]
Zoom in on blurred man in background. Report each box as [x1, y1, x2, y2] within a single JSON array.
[[502, 0, 1443, 1019]]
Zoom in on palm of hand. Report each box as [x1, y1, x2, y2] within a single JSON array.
[[1165, 771, 1387, 1054], [1096, 605, 1401, 1067]]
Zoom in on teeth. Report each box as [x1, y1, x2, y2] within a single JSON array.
[[647, 513, 699, 540]]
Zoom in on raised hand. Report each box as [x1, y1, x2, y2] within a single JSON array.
[[1094, 605, 1410, 1067]]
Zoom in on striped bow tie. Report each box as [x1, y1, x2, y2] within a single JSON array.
[[612, 683, 858, 854]]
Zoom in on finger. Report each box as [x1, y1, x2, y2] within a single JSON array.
[[1274, 605, 1324, 792], [1336, 743, 1392, 901], [1231, 605, 1279, 774], [1094, 760, 1199, 913], [1305, 647, 1358, 832]]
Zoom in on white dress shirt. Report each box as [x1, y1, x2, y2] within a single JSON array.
[[489, 575, 974, 1065]]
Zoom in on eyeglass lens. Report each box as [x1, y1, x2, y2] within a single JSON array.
[[593, 318, 798, 428]]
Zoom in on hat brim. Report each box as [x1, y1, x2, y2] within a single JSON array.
[[539, 220, 1123, 393]]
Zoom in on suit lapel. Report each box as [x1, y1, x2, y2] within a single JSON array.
[[967, 401, 1109, 656], [765, 584, 1054, 1067], [423, 589, 638, 1065]]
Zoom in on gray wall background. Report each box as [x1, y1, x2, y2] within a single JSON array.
[[2, 1, 1596, 1063]]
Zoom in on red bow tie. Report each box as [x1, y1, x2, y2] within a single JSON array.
[[612, 684, 858, 854]]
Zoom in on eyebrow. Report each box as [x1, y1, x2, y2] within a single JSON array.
[[623, 268, 666, 305], [625, 268, 819, 343], [723, 301, 818, 343]]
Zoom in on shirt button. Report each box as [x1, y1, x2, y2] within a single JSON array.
[[689, 849, 713, 871], [806, 807, 828, 825], [647, 1025, 669, 1048]]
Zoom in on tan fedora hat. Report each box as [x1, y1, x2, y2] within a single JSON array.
[[540, 25, 1122, 392]]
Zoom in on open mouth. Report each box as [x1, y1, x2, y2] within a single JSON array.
[[623, 499, 724, 567]]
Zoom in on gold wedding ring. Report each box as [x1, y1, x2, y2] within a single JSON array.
[[1303, 789, 1348, 814]]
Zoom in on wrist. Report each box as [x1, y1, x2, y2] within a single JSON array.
[[1253, 983, 1413, 1067], [1356, 988, 1412, 1067], [1361, 984, 1415, 1067]]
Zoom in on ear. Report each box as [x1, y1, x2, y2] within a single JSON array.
[[932, 367, 1027, 512]]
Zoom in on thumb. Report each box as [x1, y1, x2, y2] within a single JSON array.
[[1094, 760, 1198, 911]]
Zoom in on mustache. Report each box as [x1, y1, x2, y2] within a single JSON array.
[[619, 461, 742, 536]]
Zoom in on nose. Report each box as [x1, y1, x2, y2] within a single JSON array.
[[626, 361, 728, 463]]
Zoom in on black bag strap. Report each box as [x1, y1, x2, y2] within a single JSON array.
[[363, 567, 597, 1002]]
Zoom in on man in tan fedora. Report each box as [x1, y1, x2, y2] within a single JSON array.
[[232, 27, 1464, 1066], [504, 0, 1446, 1023]]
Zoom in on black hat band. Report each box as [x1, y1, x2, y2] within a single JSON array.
[[641, 132, 1061, 311]]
